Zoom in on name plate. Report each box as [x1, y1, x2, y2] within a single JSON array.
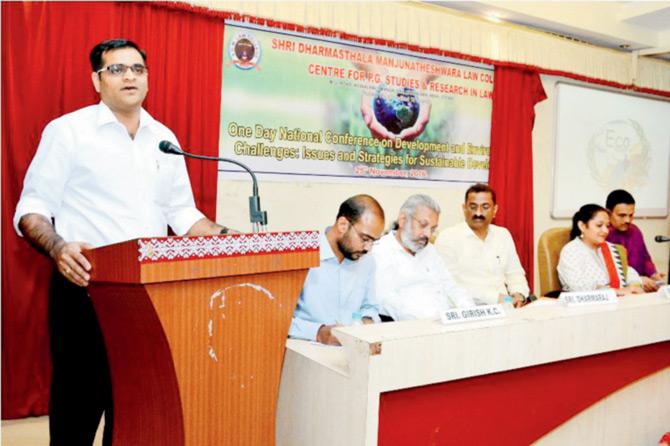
[[440, 304, 506, 325], [559, 289, 618, 307], [660, 285, 670, 300]]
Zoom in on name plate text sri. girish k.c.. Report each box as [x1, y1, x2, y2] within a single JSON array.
[[440, 304, 506, 325]]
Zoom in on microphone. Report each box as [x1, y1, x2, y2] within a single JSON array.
[[158, 140, 185, 156], [655, 235, 670, 243], [158, 140, 267, 233]]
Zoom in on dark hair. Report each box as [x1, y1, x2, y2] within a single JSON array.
[[337, 194, 384, 225], [465, 183, 496, 204], [605, 189, 635, 211], [570, 204, 608, 240], [90, 39, 146, 72]]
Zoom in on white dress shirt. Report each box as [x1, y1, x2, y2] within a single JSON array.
[[557, 238, 641, 292], [14, 102, 204, 247], [435, 222, 530, 305], [372, 232, 474, 321]]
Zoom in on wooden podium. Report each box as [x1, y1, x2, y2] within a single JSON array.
[[84, 231, 320, 446]]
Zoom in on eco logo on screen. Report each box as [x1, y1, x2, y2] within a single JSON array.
[[587, 119, 650, 190], [229, 32, 261, 70]]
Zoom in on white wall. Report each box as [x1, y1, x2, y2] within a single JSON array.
[[216, 180, 469, 234]]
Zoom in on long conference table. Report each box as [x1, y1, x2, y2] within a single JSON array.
[[275, 292, 670, 445]]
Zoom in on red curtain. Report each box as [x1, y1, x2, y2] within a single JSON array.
[[2, 1, 223, 418], [489, 65, 547, 293]]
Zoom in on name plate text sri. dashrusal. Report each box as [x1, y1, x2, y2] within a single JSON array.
[[559, 289, 618, 307]]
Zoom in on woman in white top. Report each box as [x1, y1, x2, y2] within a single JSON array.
[[558, 204, 643, 295]]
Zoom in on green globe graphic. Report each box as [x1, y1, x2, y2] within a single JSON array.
[[373, 84, 420, 135]]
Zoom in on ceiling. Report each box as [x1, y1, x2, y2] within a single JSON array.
[[431, 1, 670, 61]]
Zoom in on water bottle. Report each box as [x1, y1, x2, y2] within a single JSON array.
[[502, 295, 514, 312]]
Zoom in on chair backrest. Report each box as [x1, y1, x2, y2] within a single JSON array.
[[537, 227, 571, 296]]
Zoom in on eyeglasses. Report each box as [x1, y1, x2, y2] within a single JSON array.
[[96, 63, 148, 76], [346, 219, 379, 247]]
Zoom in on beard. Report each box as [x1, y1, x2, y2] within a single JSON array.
[[400, 224, 428, 254], [337, 234, 367, 261]]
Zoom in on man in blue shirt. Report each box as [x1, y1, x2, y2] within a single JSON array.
[[289, 194, 385, 345]]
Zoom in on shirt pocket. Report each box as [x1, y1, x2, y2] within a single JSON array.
[[149, 154, 178, 207], [486, 251, 506, 275]]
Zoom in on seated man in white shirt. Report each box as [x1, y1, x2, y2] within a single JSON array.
[[372, 194, 474, 321], [435, 183, 529, 307]]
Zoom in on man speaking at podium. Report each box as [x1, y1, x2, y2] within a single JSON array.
[[13, 39, 225, 446]]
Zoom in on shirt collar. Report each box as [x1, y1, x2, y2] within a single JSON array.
[[320, 227, 337, 262], [95, 101, 158, 133], [577, 237, 604, 253], [608, 224, 632, 238], [385, 231, 416, 257], [461, 221, 485, 240]]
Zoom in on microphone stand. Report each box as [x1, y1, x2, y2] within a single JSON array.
[[159, 141, 267, 233], [657, 236, 670, 281]]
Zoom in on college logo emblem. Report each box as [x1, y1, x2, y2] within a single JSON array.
[[229, 32, 261, 70]]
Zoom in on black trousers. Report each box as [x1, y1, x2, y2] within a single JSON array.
[[48, 273, 113, 446]]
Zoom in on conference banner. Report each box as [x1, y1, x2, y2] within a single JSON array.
[[219, 23, 493, 184]]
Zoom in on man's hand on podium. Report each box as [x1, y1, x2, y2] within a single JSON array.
[[316, 324, 342, 346], [186, 217, 239, 236], [18, 213, 92, 287], [51, 240, 93, 287]]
